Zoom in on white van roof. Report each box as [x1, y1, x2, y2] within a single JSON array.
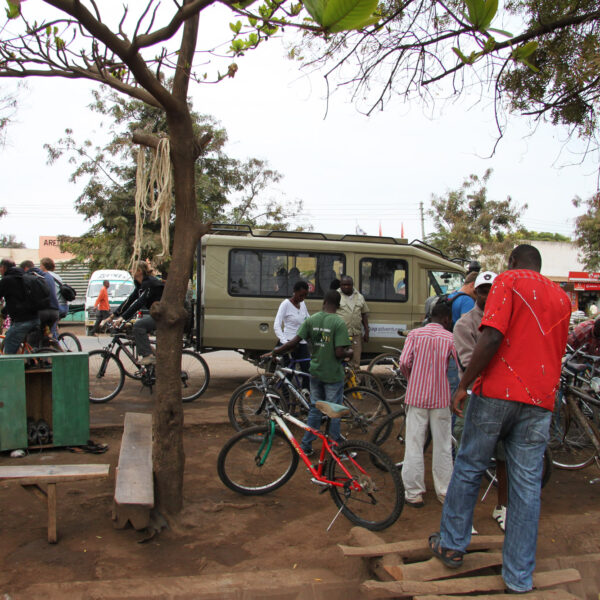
[[89, 269, 133, 281]]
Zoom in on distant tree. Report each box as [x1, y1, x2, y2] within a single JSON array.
[[0, 208, 25, 248], [573, 192, 600, 271], [0, 88, 18, 146], [516, 229, 571, 242], [427, 170, 525, 270], [47, 90, 309, 270]]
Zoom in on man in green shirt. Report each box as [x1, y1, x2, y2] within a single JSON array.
[[266, 290, 353, 455]]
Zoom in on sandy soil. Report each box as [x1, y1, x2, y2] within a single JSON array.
[[1, 342, 599, 599]]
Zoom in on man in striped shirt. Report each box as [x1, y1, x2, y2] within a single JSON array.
[[399, 301, 457, 507]]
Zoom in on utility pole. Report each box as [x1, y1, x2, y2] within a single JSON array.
[[419, 201, 425, 239]]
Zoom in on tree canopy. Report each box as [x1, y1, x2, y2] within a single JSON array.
[[46, 89, 309, 270], [427, 169, 525, 269], [302, 0, 600, 148], [573, 191, 600, 271]]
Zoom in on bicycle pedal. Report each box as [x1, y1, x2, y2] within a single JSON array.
[[310, 477, 330, 488]]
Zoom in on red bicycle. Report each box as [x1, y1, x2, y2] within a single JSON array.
[[217, 392, 404, 531]]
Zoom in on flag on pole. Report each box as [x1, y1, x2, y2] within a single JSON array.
[[355, 224, 366, 235], [401, 222, 405, 238], [379, 222, 382, 236]]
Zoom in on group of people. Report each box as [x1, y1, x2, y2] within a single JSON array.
[[267, 245, 571, 594], [400, 244, 570, 594], [0, 257, 69, 353], [266, 274, 369, 455]]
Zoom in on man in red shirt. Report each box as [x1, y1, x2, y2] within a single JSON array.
[[428, 245, 570, 594]]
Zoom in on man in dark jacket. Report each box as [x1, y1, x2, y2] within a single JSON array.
[[0, 259, 41, 353], [21, 260, 59, 343], [105, 261, 164, 364]]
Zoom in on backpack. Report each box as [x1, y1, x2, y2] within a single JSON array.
[[22, 271, 52, 312], [57, 281, 77, 302], [423, 292, 469, 328], [49, 272, 77, 302]]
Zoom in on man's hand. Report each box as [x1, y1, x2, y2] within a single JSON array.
[[452, 386, 468, 417], [260, 351, 274, 360], [363, 331, 370, 343], [113, 317, 124, 327]]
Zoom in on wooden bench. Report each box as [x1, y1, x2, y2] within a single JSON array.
[[112, 412, 154, 530], [0, 464, 110, 543]]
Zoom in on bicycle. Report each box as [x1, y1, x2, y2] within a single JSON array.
[[371, 406, 553, 488], [549, 347, 600, 470], [88, 324, 209, 403], [366, 345, 407, 405], [218, 392, 404, 531], [229, 356, 391, 440]]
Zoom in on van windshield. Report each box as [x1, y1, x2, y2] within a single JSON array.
[[428, 271, 464, 296], [88, 281, 135, 299]]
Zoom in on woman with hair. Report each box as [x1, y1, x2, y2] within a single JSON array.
[[273, 280, 311, 384]]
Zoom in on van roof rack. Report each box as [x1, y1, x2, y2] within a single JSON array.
[[207, 224, 466, 264]]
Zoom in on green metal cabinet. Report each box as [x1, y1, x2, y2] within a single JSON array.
[[0, 352, 89, 451]]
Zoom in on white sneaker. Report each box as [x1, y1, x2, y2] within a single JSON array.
[[140, 354, 156, 365], [471, 525, 479, 535], [492, 505, 506, 532]]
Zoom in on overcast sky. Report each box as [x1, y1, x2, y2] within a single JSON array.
[[1, 4, 598, 250]]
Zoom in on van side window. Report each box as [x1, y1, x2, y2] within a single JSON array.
[[228, 249, 345, 298], [428, 271, 463, 297], [360, 258, 408, 302]]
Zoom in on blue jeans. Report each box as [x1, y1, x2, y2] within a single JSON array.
[[301, 377, 345, 451], [439, 393, 551, 592], [133, 315, 156, 357], [4, 318, 40, 354]]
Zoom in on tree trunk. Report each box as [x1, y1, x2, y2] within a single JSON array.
[[151, 107, 200, 515]]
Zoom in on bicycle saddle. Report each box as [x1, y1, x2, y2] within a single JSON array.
[[315, 401, 350, 419]]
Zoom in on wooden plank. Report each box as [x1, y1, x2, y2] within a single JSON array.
[[340, 535, 504, 559], [114, 412, 153, 507], [361, 569, 581, 598], [349, 527, 404, 582], [414, 592, 581, 600], [47, 482, 57, 543], [0, 464, 110, 484], [384, 552, 503, 582]]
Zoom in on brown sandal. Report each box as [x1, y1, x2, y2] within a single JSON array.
[[428, 532, 464, 568]]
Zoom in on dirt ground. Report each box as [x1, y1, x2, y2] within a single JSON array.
[[1, 340, 600, 599]]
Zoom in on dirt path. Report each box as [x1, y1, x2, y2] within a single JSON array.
[[1, 348, 599, 598]]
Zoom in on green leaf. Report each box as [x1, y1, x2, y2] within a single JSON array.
[[478, 0, 497, 31], [6, 0, 20, 19], [464, 0, 497, 32], [519, 58, 539, 72], [229, 20, 243, 34], [233, 0, 258, 8], [483, 36, 496, 53], [453, 47, 475, 65], [303, 0, 327, 23], [512, 41, 538, 60], [487, 27, 512, 37], [319, 0, 380, 32]]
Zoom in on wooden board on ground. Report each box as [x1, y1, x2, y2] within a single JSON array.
[[414, 591, 581, 600], [340, 535, 504, 560], [350, 526, 405, 582], [384, 552, 503, 582], [361, 568, 582, 599]]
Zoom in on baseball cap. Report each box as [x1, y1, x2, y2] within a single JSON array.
[[474, 271, 497, 289]]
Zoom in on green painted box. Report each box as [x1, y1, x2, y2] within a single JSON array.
[[0, 352, 89, 451]]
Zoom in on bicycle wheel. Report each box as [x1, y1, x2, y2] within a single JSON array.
[[350, 370, 384, 396], [371, 408, 407, 468], [549, 393, 597, 470], [180, 350, 210, 402], [327, 439, 404, 531], [217, 425, 299, 495], [116, 341, 142, 380], [57, 332, 82, 352], [88, 350, 125, 403], [228, 383, 288, 433], [366, 352, 407, 404], [341, 386, 391, 440]]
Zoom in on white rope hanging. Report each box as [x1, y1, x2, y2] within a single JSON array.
[[131, 137, 173, 271]]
